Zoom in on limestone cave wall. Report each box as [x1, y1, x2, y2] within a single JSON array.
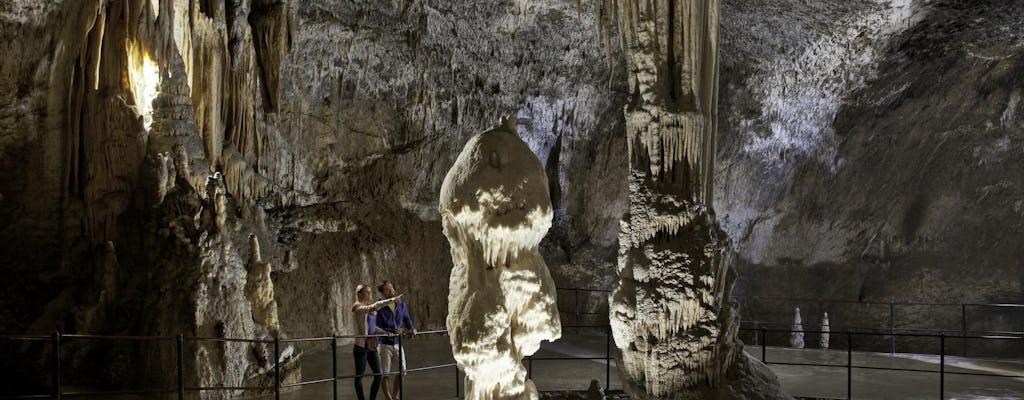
[[716, 0, 1024, 332], [0, 0, 1021, 395]]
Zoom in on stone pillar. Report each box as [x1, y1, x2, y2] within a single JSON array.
[[606, 1, 789, 398]]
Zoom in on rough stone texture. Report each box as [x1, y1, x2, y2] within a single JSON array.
[[716, 0, 1024, 329], [440, 117, 561, 400], [0, 0, 623, 394], [605, 0, 788, 398], [1, 0, 1022, 395]]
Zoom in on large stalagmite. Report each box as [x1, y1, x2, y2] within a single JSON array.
[[604, 0, 789, 398], [439, 116, 561, 400]]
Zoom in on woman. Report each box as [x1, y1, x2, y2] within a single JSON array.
[[351, 284, 401, 400]]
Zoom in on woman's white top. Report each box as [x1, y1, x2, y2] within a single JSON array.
[[352, 298, 390, 348]]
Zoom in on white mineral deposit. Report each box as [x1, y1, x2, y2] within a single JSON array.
[[439, 115, 561, 400]]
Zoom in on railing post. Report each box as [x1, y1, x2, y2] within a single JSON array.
[[605, 324, 611, 391], [960, 303, 967, 357], [527, 355, 533, 379], [455, 365, 461, 398], [52, 331, 61, 400], [939, 333, 945, 400], [575, 289, 581, 335], [760, 328, 767, 363], [847, 331, 852, 400], [274, 336, 281, 400], [332, 336, 338, 400], [398, 334, 405, 400], [889, 300, 895, 355], [177, 334, 185, 400]]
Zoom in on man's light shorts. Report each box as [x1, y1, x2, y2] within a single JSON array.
[[379, 344, 406, 376]]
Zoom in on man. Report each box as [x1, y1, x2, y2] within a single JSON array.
[[375, 280, 416, 400]]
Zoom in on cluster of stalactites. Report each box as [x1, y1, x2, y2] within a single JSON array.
[[444, 204, 552, 269], [587, 0, 721, 205], [626, 107, 712, 203]]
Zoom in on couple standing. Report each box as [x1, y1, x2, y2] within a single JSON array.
[[351, 281, 416, 400]]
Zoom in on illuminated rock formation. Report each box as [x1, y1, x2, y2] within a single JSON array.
[[820, 312, 831, 350], [790, 307, 805, 349], [439, 116, 561, 400], [246, 234, 281, 335], [601, 0, 789, 398]]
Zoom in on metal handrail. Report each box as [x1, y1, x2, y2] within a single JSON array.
[[4, 288, 1022, 400], [744, 326, 1024, 399]]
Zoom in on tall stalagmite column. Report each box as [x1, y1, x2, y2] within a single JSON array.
[[606, 1, 789, 398]]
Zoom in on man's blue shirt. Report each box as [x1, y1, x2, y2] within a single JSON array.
[[375, 300, 414, 345]]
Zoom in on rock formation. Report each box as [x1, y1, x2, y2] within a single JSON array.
[[820, 312, 830, 350], [439, 116, 561, 400], [790, 307, 805, 349], [601, 0, 789, 398], [2, 0, 1022, 395]]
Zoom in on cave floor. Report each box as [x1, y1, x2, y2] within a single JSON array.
[[242, 330, 1023, 400]]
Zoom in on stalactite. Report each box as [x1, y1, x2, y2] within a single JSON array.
[[189, 6, 229, 168], [225, 29, 262, 164], [221, 144, 272, 201], [249, 0, 294, 113]]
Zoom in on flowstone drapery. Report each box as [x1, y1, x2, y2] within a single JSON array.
[[439, 116, 561, 400], [603, 1, 789, 398]]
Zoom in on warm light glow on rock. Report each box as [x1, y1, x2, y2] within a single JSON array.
[[440, 116, 561, 400], [127, 45, 159, 130]]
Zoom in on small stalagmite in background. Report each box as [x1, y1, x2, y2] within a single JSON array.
[[820, 312, 831, 349], [439, 115, 561, 400], [790, 307, 805, 349]]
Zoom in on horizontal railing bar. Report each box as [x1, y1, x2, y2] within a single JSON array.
[[62, 334, 174, 341], [851, 365, 943, 374], [962, 303, 1024, 308], [414, 329, 449, 335], [528, 356, 610, 361], [732, 296, 959, 307], [335, 371, 402, 380], [279, 336, 333, 343], [0, 335, 51, 340], [555, 287, 611, 293], [555, 288, 1024, 308], [333, 333, 405, 339], [739, 322, 1024, 337], [0, 395, 56, 399], [557, 310, 607, 315], [63, 389, 174, 397], [943, 369, 1024, 379], [739, 328, 1024, 340], [405, 363, 457, 372], [188, 337, 272, 344], [185, 386, 265, 391], [762, 361, 848, 368], [558, 324, 613, 328], [764, 360, 942, 375], [281, 377, 334, 388]]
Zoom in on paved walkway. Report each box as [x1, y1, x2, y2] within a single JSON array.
[[251, 330, 1024, 400]]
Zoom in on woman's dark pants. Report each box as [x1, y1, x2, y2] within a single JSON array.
[[353, 345, 382, 400]]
